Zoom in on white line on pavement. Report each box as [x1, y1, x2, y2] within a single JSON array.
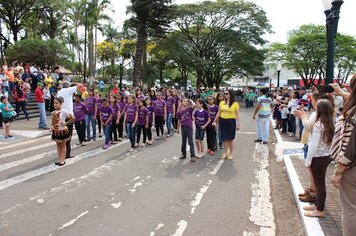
[[57, 210, 89, 231], [170, 220, 188, 236], [0, 140, 129, 191], [190, 180, 212, 215], [210, 160, 224, 175], [0, 142, 54, 160]]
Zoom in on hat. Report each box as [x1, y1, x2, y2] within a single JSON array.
[[37, 82, 43, 87]]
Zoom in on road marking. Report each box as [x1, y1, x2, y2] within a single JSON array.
[[0, 145, 79, 172], [190, 180, 212, 215], [0, 141, 54, 160], [237, 131, 257, 135], [57, 211, 89, 231], [244, 143, 275, 235], [0, 135, 50, 151], [0, 140, 129, 191], [171, 220, 188, 236], [210, 160, 224, 175], [111, 202, 122, 209], [130, 176, 140, 182], [155, 223, 164, 230]]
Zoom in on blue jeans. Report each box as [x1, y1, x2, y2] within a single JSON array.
[[103, 124, 112, 145], [86, 114, 97, 141], [166, 112, 173, 134], [298, 118, 304, 138], [37, 102, 47, 128], [126, 121, 136, 148], [257, 117, 270, 142]]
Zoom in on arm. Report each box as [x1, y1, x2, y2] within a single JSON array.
[[253, 104, 261, 120], [236, 107, 240, 131], [172, 103, 176, 118], [213, 109, 221, 125], [152, 112, 155, 127], [145, 114, 149, 128], [100, 111, 104, 126], [116, 110, 121, 124], [105, 114, 113, 126], [133, 111, 138, 127], [177, 119, 181, 134], [305, 125, 321, 167], [94, 103, 98, 119], [123, 110, 127, 125], [164, 106, 167, 121], [202, 116, 211, 129]]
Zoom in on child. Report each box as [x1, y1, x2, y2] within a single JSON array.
[[280, 105, 288, 134], [154, 92, 167, 140], [193, 98, 211, 158], [109, 94, 121, 144], [51, 97, 75, 166], [172, 89, 181, 132], [100, 98, 113, 149], [86, 89, 97, 141], [94, 90, 103, 138], [123, 95, 138, 152], [117, 93, 126, 141], [136, 99, 149, 147], [73, 94, 88, 146], [206, 96, 219, 155], [177, 98, 197, 162], [145, 97, 155, 145], [0, 96, 16, 139], [165, 89, 175, 136]]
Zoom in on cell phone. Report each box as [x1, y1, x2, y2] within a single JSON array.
[[318, 85, 334, 93]]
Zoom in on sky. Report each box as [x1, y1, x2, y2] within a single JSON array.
[[108, 0, 356, 44]]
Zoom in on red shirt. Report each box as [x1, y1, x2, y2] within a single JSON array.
[[35, 87, 44, 103]]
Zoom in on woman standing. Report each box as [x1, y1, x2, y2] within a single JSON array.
[[165, 89, 175, 137], [213, 90, 240, 160], [117, 93, 126, 141], [14, 83, 29, 120], [330, 76, 356, 236], [154, 92, 167, 140], [123, 95, 138, 152], [73, 94, 88, 146], [0, 96, 16, 139], [51, 97, 75, 166], [303, 99, 335, 218]]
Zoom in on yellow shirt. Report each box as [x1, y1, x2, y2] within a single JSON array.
[[219, 101, 239, 119], [45, 77, 54, 88], [81, 91, 89, 99]]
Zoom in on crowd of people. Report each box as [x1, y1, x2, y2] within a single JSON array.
[[1, 61, 355, 235]]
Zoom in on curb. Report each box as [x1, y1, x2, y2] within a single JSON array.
[[271, 117, 325, 236]]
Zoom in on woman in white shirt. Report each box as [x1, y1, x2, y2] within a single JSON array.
[[287, 91, 299, 137], [303, 99, 335, 218]]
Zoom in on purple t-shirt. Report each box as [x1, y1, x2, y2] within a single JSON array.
[[174, 96, 181, 114], [73, 102, 87, 121], [194, 109, 209, 126], [208, 105, 219, 127], [96, 98, 102, 114], [110, 103, 120, 120], [118, 100, 126, 113], [100, 106, 113, 124], [138, 107, 148, 126], [85, 96, 96, 115], [137, 94, 145, 101], [125, 104, 138, 122], [177, 107, 193, 128], [166, 97, 175, 113], [146, 105, 155, 123], [154, 99, 166, 117]]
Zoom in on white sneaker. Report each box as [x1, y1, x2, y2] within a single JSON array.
[[128, 148, 134, 152], [139, 143, 146, 147]]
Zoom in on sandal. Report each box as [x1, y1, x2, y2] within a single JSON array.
[[299, 188, 313, 197], [58, 162, 66, 166], [299, 191, 316, 203], [303, 205, 317, 211], [304, 210, 325, 218]]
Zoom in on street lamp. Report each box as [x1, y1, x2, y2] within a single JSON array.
[[119, 56, 124, 90], [323, 0, 344, 85], [277, 63, 282, 88]]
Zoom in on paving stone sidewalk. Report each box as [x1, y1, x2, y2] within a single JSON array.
[[290, 154, 343, 236]]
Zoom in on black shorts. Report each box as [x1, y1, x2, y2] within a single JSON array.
[[3, 116, 15, 124]]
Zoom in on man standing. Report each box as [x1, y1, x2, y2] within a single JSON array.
[[253, 88, 272, 144], [35, 82, 49, 129], [57, 81, 83, 159]]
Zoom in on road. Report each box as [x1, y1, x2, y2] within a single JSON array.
[[0, 108, 303, 236]]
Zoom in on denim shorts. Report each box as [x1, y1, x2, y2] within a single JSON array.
[[195, 126, 205, 140]]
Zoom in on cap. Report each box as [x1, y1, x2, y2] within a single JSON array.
[[37, 82, 43, 87]]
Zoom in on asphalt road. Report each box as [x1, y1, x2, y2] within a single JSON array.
[[0, 108, 300, 236]]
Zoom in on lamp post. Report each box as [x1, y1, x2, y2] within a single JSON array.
[[322, 0, 344, 85], [277, 63, 282, 89], [119, 56, 124, 90], [83, 3, 88, 84]]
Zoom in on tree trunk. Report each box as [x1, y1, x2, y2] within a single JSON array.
[[88, 26, 95, 78], [142, 37, 148, 84], [132, 25, 146, 86]]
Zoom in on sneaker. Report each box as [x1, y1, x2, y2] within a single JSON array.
[[81, 142, 87, 146], [219, 144, 223, 149], [103, 144, 109, 149], [263, 141, 268, 145], [8, 135, 13, 138], [179, 155, 187, 160], [128, 148, 134, 152], [99, 134, 103, 138], [221, 153, 228, 159], [227, 154, 233, 160], [139, 143, 146, 147], [155, 137, 160, 140], [207, 149, 211, 153], [254, 139, 262, 143], [135, 143, 139, 147], [209, 150, 215, 155], [118, 138, 123, 141], [166, 133, 170, 137], [108, 141, 112, 146], [147, 141, 153, 145], [190, 156, 197, 162]]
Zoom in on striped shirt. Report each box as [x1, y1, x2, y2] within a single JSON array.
[[257, 95, 272, 118]]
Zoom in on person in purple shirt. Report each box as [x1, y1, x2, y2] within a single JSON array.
[[116, 93, 126, 141], [100, 98, 113, 149], [206, 96, 219, 155], [193, 99, 211, 158], [136, 99, 149, 147], [123, 95, 138, 152], [165, 89, 176, 136], [149, 89, 157, 102], [172, 89, 181, 132], [85, 89, 97, 141], [154, 92, 167, 140], [109, 94, 121, 144], [73, 94, 88, 146], [145, 97, 155, 145], [94, 90, 103, 138], [177, 98, 196, 162]]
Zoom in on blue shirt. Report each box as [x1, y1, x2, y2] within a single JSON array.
[[257, 95, 272, 118], [0, 103, 15, 118]]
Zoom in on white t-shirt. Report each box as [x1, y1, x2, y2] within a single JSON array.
[[57, 87, 77, 115]]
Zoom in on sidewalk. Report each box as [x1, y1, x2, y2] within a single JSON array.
[[276, 130, 343, 236]]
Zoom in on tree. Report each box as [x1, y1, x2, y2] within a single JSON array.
[[5, 38, 72, 67], [268, 24, 356, 87], [0, 0, 37, 42], [97, 41, 120, 83], [125, 0, 173, 86]]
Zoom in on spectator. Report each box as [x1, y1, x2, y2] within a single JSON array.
[[14, 83, 29, 120], [0, 96, 16, 139], [35, 82, 48, 129], [253, 88, 272, 144]]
